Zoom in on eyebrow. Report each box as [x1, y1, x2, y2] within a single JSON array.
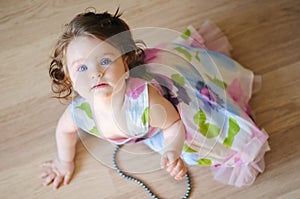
[[70, 52, 116, 68], [70, 58, 85, 68]]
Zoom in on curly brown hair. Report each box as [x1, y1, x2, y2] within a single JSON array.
[[49, 8, 145, 101]]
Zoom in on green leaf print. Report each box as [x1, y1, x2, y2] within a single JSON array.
[[223, 117, 240, 148], [193, 109, 206, 126], [198, 158, 212, 166], [171, 74, 185, 86], [205, 74, 227, 89], [193, 109, 220, 138], [89, 126, 100, 136], [180, 29, 191, 39], [141, 107, 149, 125], [195, 51, 201, 62], [174, 46, 192, 62], [76, 102, 93, 120], [183, 143, 198, 153], [202, 124, 220, 138]]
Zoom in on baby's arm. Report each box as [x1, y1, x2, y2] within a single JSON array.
[[148, 86, 187, 180], [39, 106, 78, 190]]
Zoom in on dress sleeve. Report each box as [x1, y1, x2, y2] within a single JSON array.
[[124, 78, 150, 136], [69, 97, 102, 137]]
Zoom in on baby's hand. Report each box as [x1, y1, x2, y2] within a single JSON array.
[[161, 152, 187, 180], [39, 158, 75, 190]]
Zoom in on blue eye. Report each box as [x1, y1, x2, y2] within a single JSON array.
[[77, 65, 88, 72], [100, 58, 112, 66]]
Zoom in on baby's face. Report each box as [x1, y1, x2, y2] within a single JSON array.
[[66, 36, 129, 101]]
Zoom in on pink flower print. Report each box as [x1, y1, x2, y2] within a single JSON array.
[[214, 163, 221, 168], [200, 87, 218, 103], [126, 78, 146, 99], [131, 85, 145, 99], [234, 157, 243, 166], [144, 48, 161, 63]]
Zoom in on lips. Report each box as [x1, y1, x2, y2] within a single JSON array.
[[92, 83, 109, 89]]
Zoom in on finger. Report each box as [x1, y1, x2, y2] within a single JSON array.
[[175, 166, 187, 180], [64, 173, 72, 185], [170, 160, 182, 176], [160, 155, 168, 169], [166, 160, 177, 173], [43, 172, 55, 186], [164, 153, 177, 172], [39, 171, 49, 179], [53, 175, 63, 190], [40, 161, 53, 168], [166, 153, 177, 166], [52, 167, 61, 176]]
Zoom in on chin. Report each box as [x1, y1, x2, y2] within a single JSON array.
[[92, 93, 112, 100]]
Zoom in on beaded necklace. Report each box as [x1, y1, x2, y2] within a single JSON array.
[[113, 145, 192, 199]]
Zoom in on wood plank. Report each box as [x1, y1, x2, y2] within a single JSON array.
[[1, 0, 299, 198]]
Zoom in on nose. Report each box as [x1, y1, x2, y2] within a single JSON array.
[[91, 66, 104, 79], [92, 71, 103, 79]]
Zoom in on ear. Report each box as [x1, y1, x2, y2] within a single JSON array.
[[123, 56, 129, 70], [123, 56, 130, 79], [124, 68, 130, 79]]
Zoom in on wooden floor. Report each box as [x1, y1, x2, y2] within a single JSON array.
[[1, 0, 300, 198]]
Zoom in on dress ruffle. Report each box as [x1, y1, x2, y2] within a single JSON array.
[[173, 20, 233, 57], [210, 129, 270, 187], [198, 19, 233, 57], [188, 21, 269, 187]]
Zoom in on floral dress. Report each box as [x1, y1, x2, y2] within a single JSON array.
[[69, 22, 270, 187]]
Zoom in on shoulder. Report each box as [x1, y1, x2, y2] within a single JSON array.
[[148, 84, 180, 129], [57, 105, 78, 134]]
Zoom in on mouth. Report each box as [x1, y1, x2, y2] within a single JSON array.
[[92, 83, 109, 90]]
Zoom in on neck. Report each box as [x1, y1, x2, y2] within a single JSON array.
[[90, 82, 127, 113]]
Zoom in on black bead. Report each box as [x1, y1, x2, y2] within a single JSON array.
[[112, 145, 193, 199]]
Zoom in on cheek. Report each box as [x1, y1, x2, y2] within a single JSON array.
[[70, 74, 85, 91], [69, 71, 81, 85], [112, 69, 127, 81], [114, 62, 128, 77]]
